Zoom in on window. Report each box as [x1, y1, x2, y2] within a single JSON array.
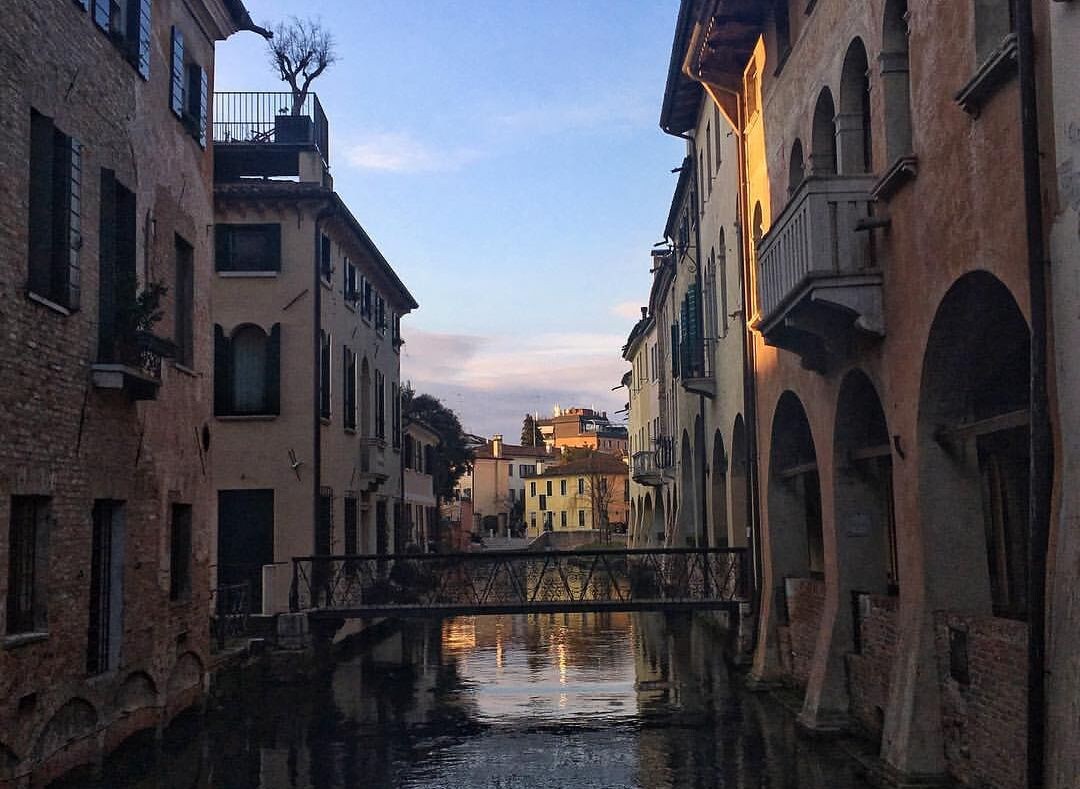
[[214, 323, 280, 416], [539, 495, 547, 511], [376, 294, 387, 335], [215, 224, 281, 272], [91, 0, 152, 79], [97, 170, 137, 365], [343, 347, 357, 431], [170, 26, 185, 118], [320, 233, 332, 283], [561, 511, 567, 528], [579, 510, 586, 528], [88, 500, 123, 674], [508, 465, 513, 478], [360, 276, 373, 320], [560, 479, 567, 496], [27, 110, 82, 311], [170, 26, 208, 145], [546, 480, 552, 496], [345, 258, 358, 304], [375, 370, 386, 438], [745, 60, 759, 119], [578, 478, 585, 495], [174, 235, 194, 367], [344, 493, 359, 555], [392, 382, 401, 448], [719, 230, 729, 337], [320, 330, 331, 419], [392, 312, 402, 347], [974, 0, 1015, 66], [7, 496, 50, 635], [705, 122, 713, 192], [169, 504, 191, 602], [530, 482, 536, 497], [713, 105, 723, 167], [530, 513, 536, 530]]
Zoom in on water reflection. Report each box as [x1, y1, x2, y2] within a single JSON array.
[[79, 612, 871, 789]]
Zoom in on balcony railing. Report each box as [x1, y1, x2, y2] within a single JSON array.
[[756, 174, 877, 321], [213, 92, 329, 163], [754, 174, 883, 369], [680, 336, 716, 398], [91, 331, 176, 400], [632, 451, 665, 486]]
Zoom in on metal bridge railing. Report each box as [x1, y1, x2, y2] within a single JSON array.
[[210, 581, 251, 652], [289, 547, 749, 616]]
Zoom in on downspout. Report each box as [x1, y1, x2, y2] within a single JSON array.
[[1014, 0, 1052, 785], [313, 202, 335, 556]]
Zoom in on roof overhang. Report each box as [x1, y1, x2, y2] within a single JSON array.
[[684, 0, 766, 94]]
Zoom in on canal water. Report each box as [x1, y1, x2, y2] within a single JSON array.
[[79, 613, 873, 788]]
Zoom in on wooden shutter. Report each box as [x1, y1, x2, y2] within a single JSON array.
[[93, 0, 110, 31], [66, 138, 83, 310], [126, 0, 152, 79], [670, 323, 680, 377], [98, 170, 117, 362], [50, 130, 71, 304], [266, 323, 281, 415], [27, 111, 54, 299], [214, 325, 232, 415], [198, 67, 209, 147], [170, 27, 185, 118]]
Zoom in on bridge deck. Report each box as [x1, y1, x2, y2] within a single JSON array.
[[291, 547, 750, 619]]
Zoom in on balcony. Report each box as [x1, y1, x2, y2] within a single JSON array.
[[357, 437, 389, 491], [755, 175, 883, 372], [91, 331, 176, 400], [631, 438, 675, 487], [680, 336, 716, 398], [213, 92, 330, 180]]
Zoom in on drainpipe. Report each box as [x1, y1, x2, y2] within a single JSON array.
[[313, 201, 336, 557], [1014, 0, 1052, 785]]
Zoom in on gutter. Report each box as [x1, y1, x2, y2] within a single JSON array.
[[1014, 0, 1052, 784]]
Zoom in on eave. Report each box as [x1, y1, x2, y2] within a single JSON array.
[[659, 0, 706, 136], [684, 0, 767, 94]]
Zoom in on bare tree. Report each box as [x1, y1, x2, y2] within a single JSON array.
[[267, 17, 338, 115], [584, 465, 616, 544]]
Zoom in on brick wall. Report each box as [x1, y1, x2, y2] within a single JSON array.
[[778, 577, 825, 688], [934, 613, 1028, 789], [846, 593, 899, 740]]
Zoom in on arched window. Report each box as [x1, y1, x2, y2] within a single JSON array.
[[811, 87, 837, 175], [752, 202, 764, 247], [214, 323, 280, 416], [838, 38, 873, 174], [789, 138, 805, 195], [881, 0, 914, 163], [718, 228, 729, 338]]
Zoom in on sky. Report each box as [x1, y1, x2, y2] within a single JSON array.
[[215, 0, 686, 440]]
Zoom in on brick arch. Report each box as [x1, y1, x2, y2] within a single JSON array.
[[167, 651, 205, 695], [32, 698, 98, 762], [114, 670, 159, 714]]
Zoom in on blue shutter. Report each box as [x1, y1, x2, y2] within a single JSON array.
[[135, 0, 152, 80], [75, 0, 89, 11], [93, 0, 110, 31], [170, 27, 185, 118]]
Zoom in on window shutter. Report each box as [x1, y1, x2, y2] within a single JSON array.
[[66, 138, 83, 310], [170, 27, 185, 118], [126, 0, 152, 79], [93, 0, 110, 31], [214, 324, 232, 416], [214, 225, 231, 271], [670, 323, 680, 377], [28, 111, 55, 299], [98, 170, 118, 362], [267, 224, 282, 271], [75, 0, 89, 10], [199, 68, 209, 147], [50, 131, 71, 303], [265, 323, 281, 415]]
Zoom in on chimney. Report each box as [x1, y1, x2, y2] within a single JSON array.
[[640, 307, 648, 320], [491, 434, 503, 458]]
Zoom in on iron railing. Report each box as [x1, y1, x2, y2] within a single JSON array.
[[289, 547, 749, 617], [213, 92, 329, 162], [210, 581, 251, 652]]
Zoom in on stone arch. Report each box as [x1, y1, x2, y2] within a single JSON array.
[[811, 87, 837, 175], [114, 671, 159, 714], [711, 430, 729, 548], [641, 492, 654, 548], [881, 0, 913, 162], [918, 271, 1030, 618], [679, 431, 694, 546], [167, 651, 205, 696], [730, 415, 750, 550], [769, 392, 824, 580], [838, 38, 873, 174], [789, 138, 805, 195], [654, 494, 666, 546], [33, 698, 98, 762]]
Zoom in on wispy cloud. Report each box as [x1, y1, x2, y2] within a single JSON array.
[[342, 131, 480, 173], [493, 94, 654, 136], [610, 300, 643, 320], [401, 329, 629, 437]]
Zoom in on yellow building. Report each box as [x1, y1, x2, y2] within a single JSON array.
[[524, 455, 629, 539]]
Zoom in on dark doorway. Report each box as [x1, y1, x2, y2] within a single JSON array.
[[217, 489, 274, 610]]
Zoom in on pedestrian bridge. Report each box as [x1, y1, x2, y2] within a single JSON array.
[[289, 547, 749, 619]]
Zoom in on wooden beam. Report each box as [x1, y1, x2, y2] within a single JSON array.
[[850, 444, 892, 462], [935, 408, 1030, 444], [776, 460, 818, 479]]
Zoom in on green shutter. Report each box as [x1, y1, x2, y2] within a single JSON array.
[[214, 324, 232, 415], [266, 323, 281, 415]]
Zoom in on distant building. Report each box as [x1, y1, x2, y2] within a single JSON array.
[[524, 454, 629, 539], [403, 419, 439, 551], [538, 406, 629, 457], [456, 435, 549, 536], [210, 91, 417, 613]]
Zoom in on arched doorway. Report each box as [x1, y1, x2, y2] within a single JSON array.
[[711, 431, 729, 548], [730, 415, 750, 549], [679, 431, 694, 546], [694, 416, 707, 547], [654, 494, 666, 547], [918, 272, 1030, 618], [641, 493, 654, 548]]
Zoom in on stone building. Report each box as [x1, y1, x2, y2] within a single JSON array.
[[211, 93, 417, 614], [0, 0, 260, 783], [655, 0, 1059, 786], [523, 454, 629, 540], [456, 435, 549, 536]]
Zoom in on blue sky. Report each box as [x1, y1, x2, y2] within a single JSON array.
[[216, 0, 686, 439]]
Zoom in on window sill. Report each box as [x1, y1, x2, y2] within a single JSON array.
[[216, 414, 278, 421], [955, 34, 1018, 116], [217, 270, 279, 278], [321, 417, 331, 425], [3, 631, 49, 650], [26, 290, 73, 316], [171, 362, 199, 377]]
